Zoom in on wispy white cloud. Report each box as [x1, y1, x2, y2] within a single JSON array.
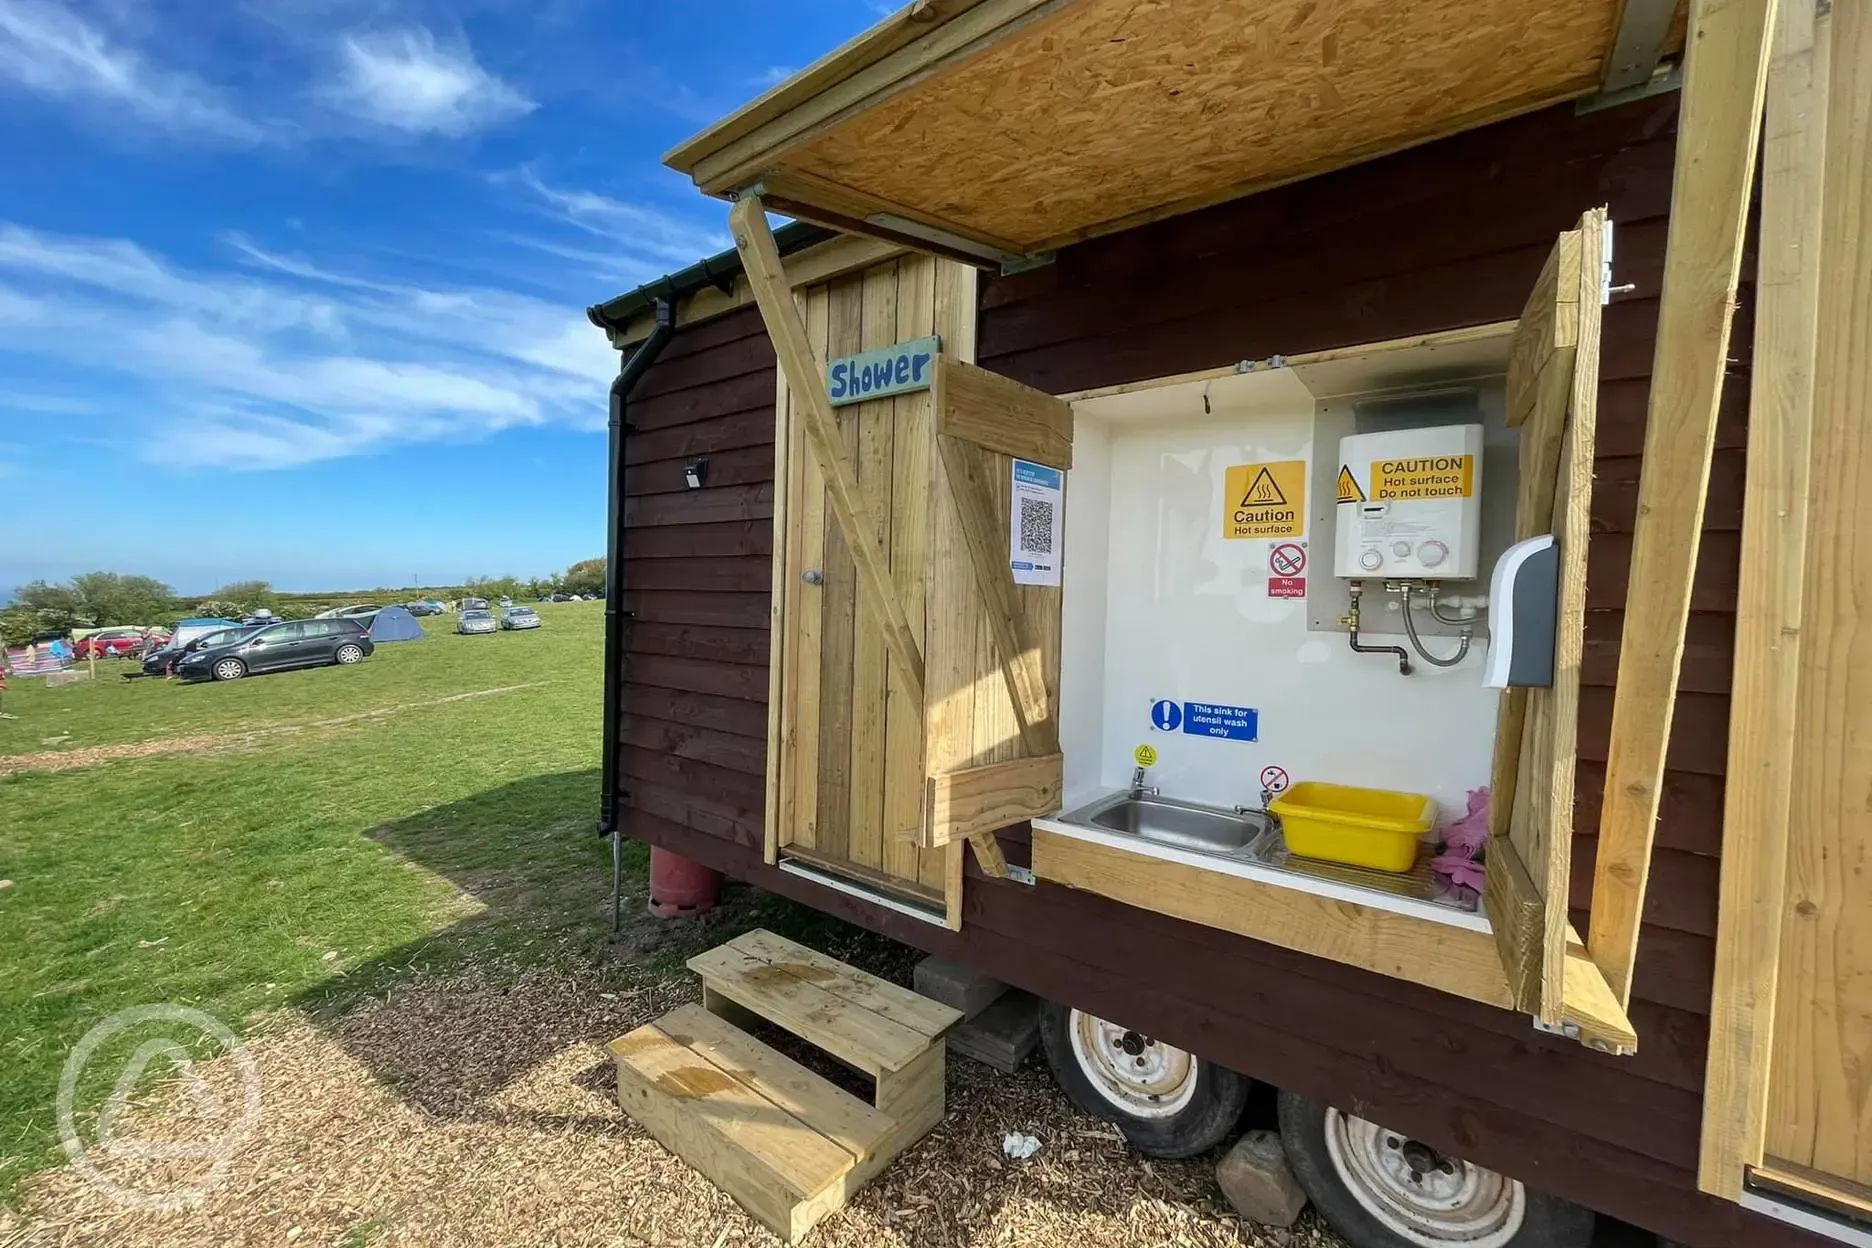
[[0, 0, 261, 139], [319, 27, 534, 136], [0, 223, 615, 470], [750, 65, 795, 88], [499, 166, 728, 269]]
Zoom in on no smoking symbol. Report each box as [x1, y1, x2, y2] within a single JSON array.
[[1269, 543, 1306, 577]]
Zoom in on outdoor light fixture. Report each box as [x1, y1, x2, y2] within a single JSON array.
[[683, 456, 709, 489]]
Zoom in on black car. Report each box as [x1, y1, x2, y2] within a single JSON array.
[[142, 625, 264, 677], [177, 618, 374, 682]]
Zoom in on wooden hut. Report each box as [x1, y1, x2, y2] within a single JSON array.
[[589, 2, 1869, 1243]]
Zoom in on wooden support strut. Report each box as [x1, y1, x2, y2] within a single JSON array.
[[731, 195, 928, 701], [1696, 0, 1830, 1199], [1588, 0, 1779, 1008]]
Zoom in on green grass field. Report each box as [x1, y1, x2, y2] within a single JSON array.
[[0, 602, 661, 1204]]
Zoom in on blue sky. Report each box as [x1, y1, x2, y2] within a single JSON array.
[[0, 0, 883, 595]]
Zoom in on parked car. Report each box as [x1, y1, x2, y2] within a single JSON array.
[[498, 595, 513, 607], [314, 603, 381, 620], [74, 628, 147, 659], [457, 609, 497, 636], [143, 625, 264, 676], [138, 617, 241, 671], [499, 606, 540, 630], [406, 600, 445, 616], [459, 596, 490, 613], [177, 618, 373, 682]]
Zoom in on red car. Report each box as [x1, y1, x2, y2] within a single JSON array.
[[73, 629, 155, 659]]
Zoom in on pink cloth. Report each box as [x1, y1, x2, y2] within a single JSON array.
[[1432, 787, 1490, 893]]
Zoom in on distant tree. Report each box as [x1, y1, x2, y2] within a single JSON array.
[[12, 580, 91, 624], [190, 599, 248, 621], [16, 573, 175, 628], [466, 575, 528, 602], [0, 607, 82, 646], [209, 580, 279, 614], [560, 558, 605, 598]]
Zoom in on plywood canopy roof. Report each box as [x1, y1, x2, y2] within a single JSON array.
[[666, 0, 1683, 261]]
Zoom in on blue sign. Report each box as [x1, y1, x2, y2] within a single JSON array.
[[827, 334, 940, 407], [1150, 699, 1182, 731], [1183, 701, 1259, 742]]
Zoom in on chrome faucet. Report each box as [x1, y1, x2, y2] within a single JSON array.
[[1130, 766, 1159, 797]]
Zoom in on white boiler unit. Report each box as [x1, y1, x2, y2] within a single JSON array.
[[1334, 423, 1485, 580]]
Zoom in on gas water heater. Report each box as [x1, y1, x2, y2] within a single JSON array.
[[1334, 424, 1485, 580]]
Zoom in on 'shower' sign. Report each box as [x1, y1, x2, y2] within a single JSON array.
[[826, 335, 940, 406]]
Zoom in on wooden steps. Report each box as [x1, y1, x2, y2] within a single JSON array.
[[610, 929, 962, 1243]]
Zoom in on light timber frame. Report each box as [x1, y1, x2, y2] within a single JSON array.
[[1589, 0, 1778, 1008], [1701, 0, 1872, 1205], [735, 196, 1069, 926], [1484, 209, 1607, 1026]]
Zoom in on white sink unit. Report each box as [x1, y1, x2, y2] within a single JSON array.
[[1048, 339, 1517, 856]]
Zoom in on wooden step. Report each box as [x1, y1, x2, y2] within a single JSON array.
[[687, 928, 962, 1077], [613, 932, 962, 1242], [612, 1005, 891, 1242]]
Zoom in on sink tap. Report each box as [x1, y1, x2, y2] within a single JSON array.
[[1130, 766, 1159, 797]]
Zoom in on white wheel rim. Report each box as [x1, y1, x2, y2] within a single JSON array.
[[214, 660, 242, 680], [1066, 1010, 1198, 1119], [338, 647, 361, 663], [1322, 1108, 1526, 1246]]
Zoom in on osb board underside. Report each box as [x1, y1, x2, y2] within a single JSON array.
[[785, 0, 1622, 250]]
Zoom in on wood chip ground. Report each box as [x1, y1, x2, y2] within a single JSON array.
[[0, 951, 1350, 1248]]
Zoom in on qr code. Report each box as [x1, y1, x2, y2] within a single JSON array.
[[1018, 497, 1055, 556]]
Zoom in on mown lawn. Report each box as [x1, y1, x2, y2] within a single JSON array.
[[0, 607, 587, 756], [0, 603, 641, 1204]]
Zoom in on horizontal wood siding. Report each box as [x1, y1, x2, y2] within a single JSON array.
[[619, 305, 775, 861], [617, 101, 1808, 1248]]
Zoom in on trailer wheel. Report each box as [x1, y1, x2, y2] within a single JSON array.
[[1277, 1091, 1592, 1248], [1038, 999, 1247, 1157]]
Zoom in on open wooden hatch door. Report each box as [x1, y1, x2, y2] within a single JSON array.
[[1484, 208, 1632, 1047], [736, 198, 1069, 927], [664, 0, 1685, 263]]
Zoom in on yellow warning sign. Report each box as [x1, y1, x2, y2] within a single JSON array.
[[1133, 744, 1158, 767], [1372, 455, 1475, 500], [1336, 464, 1365, 505], [1223, 459, 1306, 540]]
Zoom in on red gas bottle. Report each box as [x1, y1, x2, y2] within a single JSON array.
[[646, 846, 722, 918]]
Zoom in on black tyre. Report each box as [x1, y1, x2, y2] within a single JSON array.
[[1037, 999, 1248, 1158], [1277, 1090, 1594, 1248], [334, 643, 365, 665], [211, 657, 246, 682]]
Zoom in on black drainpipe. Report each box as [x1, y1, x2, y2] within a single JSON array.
[[598, 298, 676, 933]]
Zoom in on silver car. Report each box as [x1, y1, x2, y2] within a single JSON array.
[[457, 609, 497, 635], [499, 606, 541, 631]]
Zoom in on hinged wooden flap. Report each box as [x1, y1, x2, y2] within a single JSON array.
[[919, 754, 1063, 847], [933, 356, 1074, 469], [1485, 209, 1605, 1025]]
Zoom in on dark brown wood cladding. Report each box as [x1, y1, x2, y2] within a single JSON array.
[[616, 302, 777, 875], [613, 101, 1810, 1248]]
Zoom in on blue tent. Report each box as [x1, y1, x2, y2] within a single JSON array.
[[368, 605, 424, 643]]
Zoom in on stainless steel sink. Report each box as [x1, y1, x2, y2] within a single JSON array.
[[1070, 792, 1265, 856]]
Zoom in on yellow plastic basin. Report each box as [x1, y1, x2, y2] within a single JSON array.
[[1269, 781, 1438, 874]]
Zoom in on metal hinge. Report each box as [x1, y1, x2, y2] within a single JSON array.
[[1006, 864, 1036, 886], [1531, 1015, 1578, 1040], [1601, 219, 1636, 304], [999, 251, 1056, 276]]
